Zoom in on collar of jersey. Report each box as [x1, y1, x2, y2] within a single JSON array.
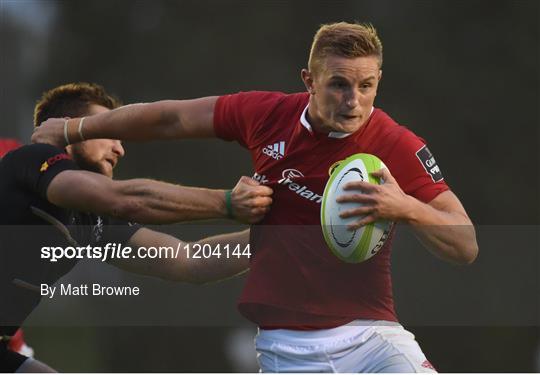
[[300, 105, 374, 138]]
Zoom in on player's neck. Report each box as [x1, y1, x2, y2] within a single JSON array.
[[306, 104, 331, 134]]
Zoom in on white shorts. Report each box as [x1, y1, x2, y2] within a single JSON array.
[[255, 320, 437, 373]]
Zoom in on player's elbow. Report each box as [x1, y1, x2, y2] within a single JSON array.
[[450, 224, 479, 265], [463, 242, 479, 265], [453, 241, 479, 265]]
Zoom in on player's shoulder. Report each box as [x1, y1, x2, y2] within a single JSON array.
[[371, 108, 405, 134], [1, 143, 71, 173], [370, 108, 425, 145], [223, 90, 307, 106], [6, 143, 66, 159]]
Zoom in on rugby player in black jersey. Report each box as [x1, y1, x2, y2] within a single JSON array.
[[0, 139, 36, 368], [0, 83, 272, 372]]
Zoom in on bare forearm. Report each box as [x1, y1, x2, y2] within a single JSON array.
[[78, 98, 217, 141], [32, 97, 217, 148], [48, 170, 272, 226], [114, 179, 227, 224], [83, 102, 180, 141], [404, 195, 478, 264], [116, 229, 249, 284]]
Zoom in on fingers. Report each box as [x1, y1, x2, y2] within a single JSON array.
[[242, 203, 272, 224], [335, 169, 398, 230], [339, 205, 373, 219], [236, 176, 273, 196], [31, 118, 67, 147], [337, 204, 377, 229], [254, 185, 273, 196], [370, 168, 384, 178], [336, 193, 375, 204], [343, 180, 378, 192], [238, 175, 259, 186], [347, 215, 377, 230], [248, 197, 273, 213], [231, 176, 274, 223], [370, 168, 395, 184], [242, 185, 273, 198], [245, 206, 271, 224], [344, 168, 395, 190], [251, 196, 273, 207]]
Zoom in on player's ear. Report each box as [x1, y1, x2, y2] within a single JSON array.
[[301, 69, 315, 95], [378, 69, 383, 81]]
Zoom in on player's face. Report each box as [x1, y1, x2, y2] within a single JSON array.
[[68, 104, 125, 178], [302, 55, 381, 133]]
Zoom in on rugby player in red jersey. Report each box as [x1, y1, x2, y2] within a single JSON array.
[[33, 23, 478, 372]]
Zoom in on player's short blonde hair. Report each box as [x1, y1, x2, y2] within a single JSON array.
[[308, 22, 383, 73]]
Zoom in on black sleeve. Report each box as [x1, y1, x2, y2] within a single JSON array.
[[100, 217, 143, 246], [6, 144, 78, 200]]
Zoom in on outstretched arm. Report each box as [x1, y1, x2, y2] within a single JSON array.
[[47, 170, 272, 224], [111, 228, 250, 284], [32, 97, 219, 147]]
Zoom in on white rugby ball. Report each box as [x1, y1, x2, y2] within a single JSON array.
[[320, 153, 393, 263]]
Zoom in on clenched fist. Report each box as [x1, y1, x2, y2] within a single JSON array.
[[230, 176, 273, 223]]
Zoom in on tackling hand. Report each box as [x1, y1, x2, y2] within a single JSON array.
[[32, 118, 68, 147], [230, 176, 273, 223]]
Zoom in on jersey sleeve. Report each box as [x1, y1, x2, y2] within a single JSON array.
[[8, 144, 78, 200], [386, 130, 449, 203], [213, 91, 284, 148]]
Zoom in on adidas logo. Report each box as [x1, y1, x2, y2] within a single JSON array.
[[262, 141, 285, 160]]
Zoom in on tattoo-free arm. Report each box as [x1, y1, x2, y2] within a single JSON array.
[[32, 97, 219, 147], [110, 228, 250, 284], [405, 190, 478, 265], [339, 169, 478, 265], [47, 170, 227, 224]]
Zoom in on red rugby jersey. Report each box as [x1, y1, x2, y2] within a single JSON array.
[[214, 91, 449, 328]]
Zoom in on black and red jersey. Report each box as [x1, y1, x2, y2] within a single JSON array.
[[0, 144, 140, 336]]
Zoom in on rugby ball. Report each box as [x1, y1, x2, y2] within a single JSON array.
[[320, 153, 393, 263]]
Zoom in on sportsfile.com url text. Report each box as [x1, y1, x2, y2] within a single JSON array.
[[40, 243, 251, 263]]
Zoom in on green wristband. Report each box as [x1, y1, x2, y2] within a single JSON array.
[[224, 190, 234, 218]]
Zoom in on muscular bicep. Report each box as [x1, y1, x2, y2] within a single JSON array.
[[46, 170, 122, 216]]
